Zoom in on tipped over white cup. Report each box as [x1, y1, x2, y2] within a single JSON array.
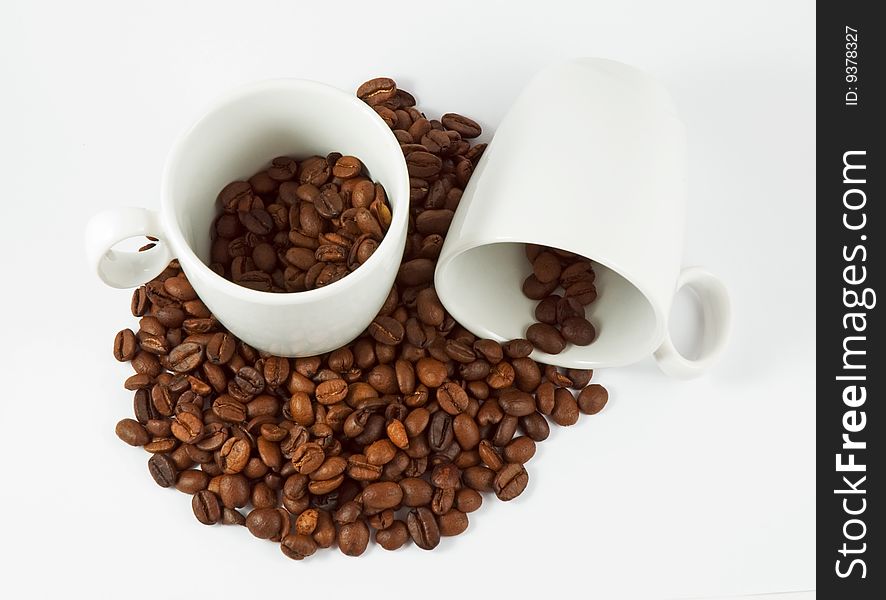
[[435, 58, 731, 378], [85, 79, 409, 357]]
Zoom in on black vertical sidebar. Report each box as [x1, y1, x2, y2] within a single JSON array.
[[817, 1, 883, 597]]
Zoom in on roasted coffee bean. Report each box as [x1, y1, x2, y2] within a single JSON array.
[[456, 488, 483, 513], [494, 463, 529, 501], [148, 453, 177, 488], [436, 381, 469, 415], [437, 509, 469, 536], [577, 384, 609, 414], [218, 437, 251, 474], [369, 316, 405, 345], [428, 411, 454, 452], [407, 507, 440, 550], [192, 490, 222, 525], [522, 274, 559, 300], [560, 316, 596, 346], [503, 436, 536, 464], [247, 507, 285, 540], [338, 519, 370, 556], [520, 412, 551, 442], [567, 368, 594, 389], [171, 412, 203, 444], [551, 388, 580, 426], [115, 418, 149, 446], [441, 113, 482, 138], [168, 342, 203, 373], [176, 469, 210, 494], [498, 389, 537, 417], [113, 329, 138, 361], [280, 533, 317, 560], [376, 521, 410, 551], [526, 323, 567, 354], [534, 295, 561, 324], [357, 77, 397, 106]]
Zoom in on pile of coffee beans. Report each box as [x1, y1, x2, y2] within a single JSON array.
[[522, 245, 598, 354], [210, 153, 392, 292], [112, 78, 609, 559]]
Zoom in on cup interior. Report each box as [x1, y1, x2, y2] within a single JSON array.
[[439, 242, 660, 368], [161, 79, 408, 294]]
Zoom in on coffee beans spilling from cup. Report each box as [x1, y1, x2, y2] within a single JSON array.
[[522, 244, 599, 354], [210, 153, 392, 292], [111, 78, 609, 558]]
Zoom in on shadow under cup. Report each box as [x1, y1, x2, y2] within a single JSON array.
[[441, 242, 661, 369]]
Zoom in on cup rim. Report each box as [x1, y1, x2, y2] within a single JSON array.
[[434, 236, 668, 368], [159, 77, 410, 305]]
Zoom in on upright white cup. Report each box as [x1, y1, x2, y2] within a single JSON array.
[[85, 79, 409, 357], [435, 58, 731, 378]]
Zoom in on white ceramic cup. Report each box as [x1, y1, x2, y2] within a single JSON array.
[[85, 79, 409, 357], [435, 58, 731, 378]]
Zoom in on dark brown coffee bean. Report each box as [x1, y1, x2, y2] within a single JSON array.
[[565, 280, 598, 305], [291, 442, 325, 475], [520, 412, 550, 442], [113, 329, 138, 361], [486, 361, 515, 389], [526, 323, 566, 354], [452, 413, 480, 449], [456, 488, 483, 513], [218, 474, 252, 509], [428, 411, 454, 452], [176, 469, 210, 494], [148, 453, 177, 488], [532, 252, 562, 284], [397, 258, 435, 286], [315, 378, 348, 405], [192, 490, 222, 525], [503, 436, 536, 464], [247, 507, 285, 540], [115, 418, 149, 446], [357, 77, 397, 106], [338, 519, 370, 556], [407, 507, 440, 550], [534, 295, 560, 325], [494, 463, 529, 501], [218, 436, 251, 474], [577, 384, 609, 414], [561, 316, 596, 346], [171, 412, 203, 444], [498, 389, 537, 417], [168, 342, 203, 373], [463, 465, 495, 492], [376, 521, 409, 551], [415, 357, 447, 388], [164, 276, 197, 301], [436, 381, 469, 415], [503, 338, 533, 358], [437, 509, 469, 536], [522, 274, 559, 300], [441, 113, 482, 138], [368, 316, 405, 345], [213, 396, 247, 422], [205, 332, 235, 364], [567, 368, 594, 389], [551, 388, 580, 426], [279, 533, 317, 560]]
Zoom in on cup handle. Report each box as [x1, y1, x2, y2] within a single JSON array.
[[653, 266, 732, 378], [85, 207, 173, 289]]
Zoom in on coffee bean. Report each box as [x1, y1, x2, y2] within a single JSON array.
[[176, 469, 209, 494], [577, 384, 609, 414], [148, 453, 177, 488], [441, 113, 482, 138], [218, 437, 251, 474], [494, 463, 529, 501], [247, 507, 285, 540], [168, 342, 203, 373], [368, 316, 405, 345], [357, 77, 397, 106], [281, 533, 317, 560], [113, 329, 138, 361], [526, 323, 566, 354], [503, 339, 533, 358], [498, 389, 537, 417], [338, 519, 370, 556], [376, 520, 410, 551], [115, 418, 149, 446], [171, 412, 203, 444], [534, 295, 561, 325], [436, 381, 469, 415], [407, 507, 440, 550], [561, 316, 596, 346], [551, 388, 580, 426], [206, 332, 235, 364], [456, 488, 483, 513], [437, 510, 469, 536], [192, 490, 222, 525]]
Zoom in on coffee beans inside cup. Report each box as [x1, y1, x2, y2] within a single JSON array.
[[210, 153, 392, 292], [111, 77, 610, 559], [522, 244, 598, 354]]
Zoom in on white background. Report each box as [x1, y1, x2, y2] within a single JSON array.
[[0, 1, 815, 598]]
